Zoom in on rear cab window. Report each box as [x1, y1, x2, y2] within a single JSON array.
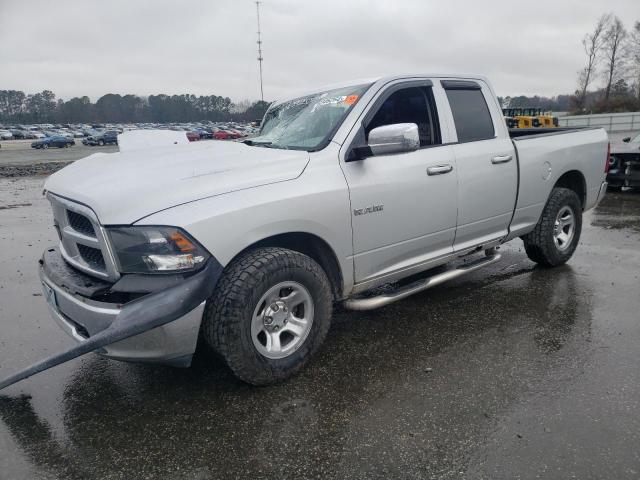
[[442, 80, 495, 143]]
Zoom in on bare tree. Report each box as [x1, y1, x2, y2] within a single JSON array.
[[602, 15, 628, 103], [576, 14, 610, 110], [629, 21, 640, 98]]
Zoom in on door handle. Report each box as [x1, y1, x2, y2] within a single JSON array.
[[491, 154, 513, 164], [427, 164, 453, 176]]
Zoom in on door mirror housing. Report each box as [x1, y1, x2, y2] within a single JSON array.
[[368, 123, 420, 156], [623, 137, 631, 143], [348, 123, 420, 160]]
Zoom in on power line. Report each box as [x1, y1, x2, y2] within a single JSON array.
[[255, 1, 264, 102]]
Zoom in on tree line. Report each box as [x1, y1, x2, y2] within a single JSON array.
[[574, 14, 640, 113], [499, 15, 640, 114], [0, 90, 270, 124]]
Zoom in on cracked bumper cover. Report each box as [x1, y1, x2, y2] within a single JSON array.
[[0, 247, 222, 391]]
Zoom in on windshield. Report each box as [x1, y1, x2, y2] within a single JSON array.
[[248, 83, 371, 151]]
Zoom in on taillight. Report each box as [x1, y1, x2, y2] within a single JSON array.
[[605, 142, 611, 173]]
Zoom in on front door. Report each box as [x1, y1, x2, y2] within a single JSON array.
[[341, 82, 458, 285]]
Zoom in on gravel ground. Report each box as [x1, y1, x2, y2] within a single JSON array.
[[0, 172, 639, 479], [0, 139, 117, 177]]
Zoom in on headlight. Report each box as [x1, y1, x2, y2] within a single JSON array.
[[106, 226, 209, 274]]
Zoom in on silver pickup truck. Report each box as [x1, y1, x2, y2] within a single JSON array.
[[1, 74, 610, 390]]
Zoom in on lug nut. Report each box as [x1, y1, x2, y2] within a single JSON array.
[[264, 316, 273, 325]]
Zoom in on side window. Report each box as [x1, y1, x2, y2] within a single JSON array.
[[445, 87, 495, 142], [365, 86, 441, 147]]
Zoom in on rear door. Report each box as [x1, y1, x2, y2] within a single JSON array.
[[341, 80, 458, 285], [441, 80, 518, 250]]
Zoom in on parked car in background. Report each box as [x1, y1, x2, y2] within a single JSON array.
[[608, 133, 640, 190], [196, 129, 213, 139], [10, 129, 26, 139], [83, 130, 118, 146], [0, 130, 14, 140], [31, 135, 75, 149], [213, 128, 242, 140], [52, 130, 73, 139], [186, 131, 200, 142]]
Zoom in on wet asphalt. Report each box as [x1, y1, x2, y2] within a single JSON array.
[[0, 177, 639, 479]]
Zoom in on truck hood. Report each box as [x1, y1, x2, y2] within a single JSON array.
[[44, 141, 310, 224]]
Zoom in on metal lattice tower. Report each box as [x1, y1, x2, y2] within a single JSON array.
[[255, 1, 264, 102]]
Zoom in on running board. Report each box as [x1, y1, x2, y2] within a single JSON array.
[[344, 254, 501, 311]]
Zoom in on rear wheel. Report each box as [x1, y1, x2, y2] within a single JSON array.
[[201, 247, 332, 385], [522, 187, 582, 267], [98, 139, 105, 146]]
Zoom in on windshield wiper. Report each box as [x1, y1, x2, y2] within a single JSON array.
[[242, 139, 271, 146], [242, 139, 290, 150], [261, 143, 289, 150]]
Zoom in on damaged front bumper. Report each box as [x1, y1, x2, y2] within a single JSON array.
[[0, 247, 222, 391], [39, 270, 204, 368]]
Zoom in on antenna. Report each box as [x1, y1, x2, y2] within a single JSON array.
[[255, 1, 264, 102]]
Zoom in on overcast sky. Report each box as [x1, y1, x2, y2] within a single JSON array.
[[0, 0, 638, 103]]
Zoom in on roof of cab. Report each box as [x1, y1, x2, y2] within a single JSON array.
[[269, 73, 491, 107]]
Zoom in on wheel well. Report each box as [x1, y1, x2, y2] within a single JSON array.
[[554, 170, 586, 209], [236, 233, 344, 301]]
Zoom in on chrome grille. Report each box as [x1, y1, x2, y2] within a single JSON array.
[[47, 193, 120, 281]]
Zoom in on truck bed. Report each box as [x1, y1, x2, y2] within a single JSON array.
[[508, 127, 599, 139], [507, 126, 609, 239]]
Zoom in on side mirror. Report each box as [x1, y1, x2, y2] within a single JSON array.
[[368, 123, 420, 156], [623, 137, 631, 143], [349, 123, 420, 160]]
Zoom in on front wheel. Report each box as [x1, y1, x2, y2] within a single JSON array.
[[521, 187, 582, 267], [201, 247, 332, 385]]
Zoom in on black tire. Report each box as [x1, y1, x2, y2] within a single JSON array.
[[98, 139, 105, 146], [521, 187, 582, 267], [201, 247, 332, 385], [42, 143, 49, 149]]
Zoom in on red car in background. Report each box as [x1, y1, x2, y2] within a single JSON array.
[[186, 131, 200, 142], [213, 128, 243, 140]]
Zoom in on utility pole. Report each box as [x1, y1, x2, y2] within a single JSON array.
[[255, 1, 264, 102]]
